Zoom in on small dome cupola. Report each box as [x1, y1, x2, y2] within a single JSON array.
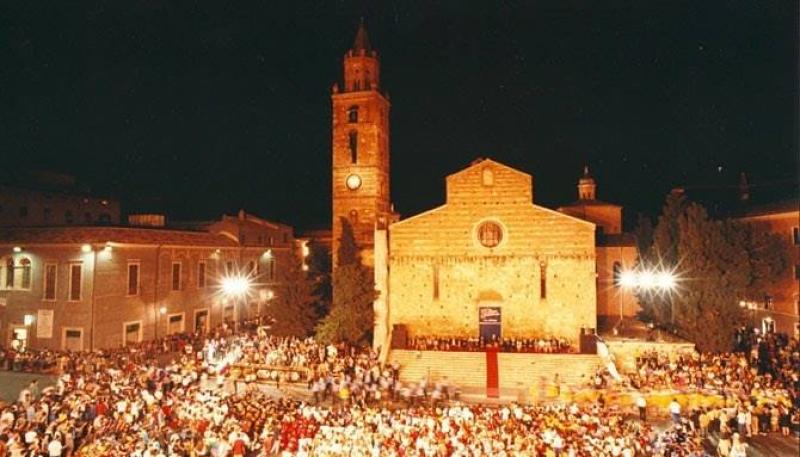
[[577, 165, 597, 201]]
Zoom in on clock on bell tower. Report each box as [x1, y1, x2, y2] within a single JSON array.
[[331, 21, 392, 268]]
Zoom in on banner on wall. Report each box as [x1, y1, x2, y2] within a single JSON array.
[[479, 307, 501, 324], [36, 309, 54, 339]]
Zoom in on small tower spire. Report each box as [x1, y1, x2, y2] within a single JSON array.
[[577, 165, 597, 200], [352, 18, 372, 52]]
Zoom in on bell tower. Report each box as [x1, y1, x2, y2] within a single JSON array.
[[331, 21, 392, 268]]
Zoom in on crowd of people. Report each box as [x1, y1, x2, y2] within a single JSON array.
[[407, 336, 573, 354], [0, 319, 797, 456], [611, 330, 800, 455]]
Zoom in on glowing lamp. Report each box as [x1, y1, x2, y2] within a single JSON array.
[[13, 246, 22, 253], [159, 306, 167, 315], [638, 271, 655, 289], [103, 242, 113, 253], [23, 314, 34, 326], [262, 249, 273, 259], [221, 275, 251, 297], [81, 244, 92, 253], [619, 271, 637, 288], [656, 271, 676, 290]]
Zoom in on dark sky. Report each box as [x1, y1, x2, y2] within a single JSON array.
[[2, 1, 797, 230]]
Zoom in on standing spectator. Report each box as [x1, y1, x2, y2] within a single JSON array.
[[636, 395, 647, 422], [669, 398, 681, 424]]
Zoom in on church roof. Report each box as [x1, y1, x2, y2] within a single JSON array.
[[352, 20, 372, 52]]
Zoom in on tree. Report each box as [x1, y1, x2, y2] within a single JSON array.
[[636, 193, 687, 324], [638, 194, 788, 352], [306, 240, 332, 319], [268, 256, 318, 337], [315, 218, 376, 344]]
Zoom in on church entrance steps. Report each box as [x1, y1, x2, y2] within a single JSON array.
[[388, 350, 602, 393]]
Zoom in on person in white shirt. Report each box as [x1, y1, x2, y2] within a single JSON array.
[[47, 437, 62, 457], [668, 399, 681, 424]]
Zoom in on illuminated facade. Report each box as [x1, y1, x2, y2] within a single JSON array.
[[374, 159, 598, 350], [0, 211, 299, 350]]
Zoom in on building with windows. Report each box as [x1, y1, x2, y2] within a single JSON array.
[[559, 167, 640, 320], [0, 171, 120, 227], [0, 210, 299, 350], [732, 200, 799, 335]]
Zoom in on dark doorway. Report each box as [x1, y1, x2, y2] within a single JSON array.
[[479, 306, 501, 343]]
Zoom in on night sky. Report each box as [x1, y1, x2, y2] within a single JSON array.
[[2, 1, 797, 230]]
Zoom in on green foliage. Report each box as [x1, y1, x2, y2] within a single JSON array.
[[269, 256, 318, 337], [638, 193, 788, 352], [307, 240, 332, 318], [315, 218, 376, 345]]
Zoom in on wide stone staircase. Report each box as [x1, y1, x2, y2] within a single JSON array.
[[388, 350, 602, 398]]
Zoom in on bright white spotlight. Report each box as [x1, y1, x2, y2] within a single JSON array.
[[656, 271, 676, 290], [619, 270, 638, 288], [638, 270, 655, 289], [81, 244, 92, 253], [221, 275, 251, 297]]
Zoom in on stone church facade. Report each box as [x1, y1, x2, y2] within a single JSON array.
[[373, 159, 597, 350]]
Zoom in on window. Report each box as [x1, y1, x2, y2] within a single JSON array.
[[348, 106, 359, 123], [349, 209, 358, 225], [794, 227, 800, 246], [69, 264, 82, 301], [348, 131, 358, 163], [44, 263, 57, 300], [124, 322, 142, 346], [432, 264, 440, 300], [65, 211, 74, 224], [198, 261, 206, 288], [171, 262, 181, 291], [612, 262, 622, 287], [477, 221, 503, 248], [540, 262, 547, 300], [43, 208, 52, 223], [763, 295, 773, 310], [4, 258, 12, 288], [267, 258, 276, 281], [127, 263, 140, 296], [168, 314, 184, 335], [19, 258, 31, 289], [19, 206, 28, 218]]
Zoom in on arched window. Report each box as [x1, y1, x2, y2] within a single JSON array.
[[4, 258, 13, 289], [348, 131, 358, 164], [613, 262, 622, 287], [19, 258, 31, 289], [348, 106, 359, 123]]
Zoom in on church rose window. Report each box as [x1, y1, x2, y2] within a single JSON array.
[[477, 221, 503, 248]]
